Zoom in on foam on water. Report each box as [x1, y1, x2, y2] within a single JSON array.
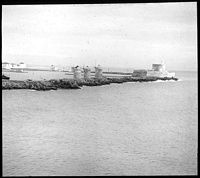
[[153, 80, 177, 83]]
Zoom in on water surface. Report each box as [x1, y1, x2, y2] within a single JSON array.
[[2, 71, 197, 175]]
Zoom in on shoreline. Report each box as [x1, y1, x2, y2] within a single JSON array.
[[2, 76, 178, 91]]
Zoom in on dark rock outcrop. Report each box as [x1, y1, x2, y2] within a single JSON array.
[[2, 76, 178, 91]]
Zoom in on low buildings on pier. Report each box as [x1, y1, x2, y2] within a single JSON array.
[[132, 62, 175, 78], [147, 63, 175, 78], [2, 62, 12, 70], [132, 69, 147, 77], [2, 62, 27, 71]]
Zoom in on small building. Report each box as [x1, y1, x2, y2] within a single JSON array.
[[147, 62, 175, 78], [72, 66, 82, 80], [11, 62, 27, 69], [18, 62, 27, 69], [19, 62, 26, 68], [132, 69, 147, 77], [2, 62, 27, 71], [2, 62, 12, 70], [10, 63, 17, 68], [95, 65, 103, 79], [152, 64, 166, 72], [83, 66, 91, 80], [50, 65, 58, 71]]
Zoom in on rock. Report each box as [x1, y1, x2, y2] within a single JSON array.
[[2, 76, 179, 90]]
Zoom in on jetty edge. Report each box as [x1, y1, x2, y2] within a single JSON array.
[[2, 76, 178, 91]]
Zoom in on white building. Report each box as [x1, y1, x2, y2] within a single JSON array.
[[147, 63, 175, 78], [2, 62, 12, 70], [10, 63, 17, 68], [18, 62, 26, 68], [11, 62, 27, 69], [2, 62, 27, 72], [50, 65, 58, 71]]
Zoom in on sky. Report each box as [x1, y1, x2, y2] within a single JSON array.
[[2, 3, 197, 71]]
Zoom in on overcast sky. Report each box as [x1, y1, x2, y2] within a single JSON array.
[[2, 3, 197, 71]]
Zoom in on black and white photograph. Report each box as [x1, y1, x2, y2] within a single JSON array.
[[2, 2, 197, 176]]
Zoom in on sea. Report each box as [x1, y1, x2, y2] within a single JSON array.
[[2, 71, 198, 176]]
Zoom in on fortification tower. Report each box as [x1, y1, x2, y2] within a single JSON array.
[[72, 66, 82, 80], [152, 62, 166, 73], [83, 66, 91, 80], [95, 65, 103, 79]]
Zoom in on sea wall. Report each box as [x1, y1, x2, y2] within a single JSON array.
[[2, 76, 178, 91]]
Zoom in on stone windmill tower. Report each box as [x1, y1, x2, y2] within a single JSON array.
[[95, 65, 103, 79], [83, 66, 91, 80]]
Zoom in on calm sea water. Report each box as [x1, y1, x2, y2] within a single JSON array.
[[2, 71, 197, 176]]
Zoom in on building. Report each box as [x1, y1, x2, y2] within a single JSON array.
[[2, 62, 12, 70], [10, 63, 17, 68], [50, 65, 58, 71], [11, 62, 27, 72], [10, 62, 27, 69], [83, 66, 91, 80], [132, 69, 147, 77], [18, 62, 26, 69], [2, 62, 26, 70], [152, 64, 166, 72], [95, 65, 103, 79], [147, 63, 175, 78], [72, 66, 82, 79]]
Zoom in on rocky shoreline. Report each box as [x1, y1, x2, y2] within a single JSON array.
[[2, 76, 178, 91]]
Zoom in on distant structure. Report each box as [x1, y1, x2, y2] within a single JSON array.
[[132, 69, 147, 77], [12, 62, 27, 72], [50, 65, 58, 71], [147, 62, 175, 77], [83, 66, 91, 80], [72, 65, 82, 79], [132, 61, 175, 78], [2, 62, 12, 70], [18, 62, 26, 69], [95, 65, 103, 79], [152, 64, 165, 72], [2, 62, 27, 71]]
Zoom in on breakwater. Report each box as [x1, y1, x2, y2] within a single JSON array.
[[2, 76, 178, 91]]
